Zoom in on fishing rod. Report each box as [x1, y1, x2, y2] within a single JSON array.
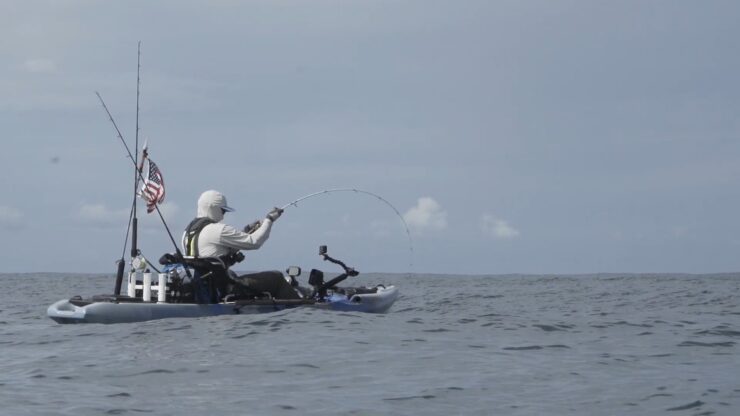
[[120, 197, 136, 260], [111, 42, 143, 295], [95, 87, 136, 295], [95, 91, 187, 289], [280, 188, 414, 269], [131, 41, 142, 259]]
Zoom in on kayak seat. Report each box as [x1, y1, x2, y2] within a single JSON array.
[[181, 256, 231, 304], [158, 253, 271, 303]]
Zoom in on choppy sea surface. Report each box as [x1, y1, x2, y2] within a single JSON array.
[[1, 272, 739, 415]]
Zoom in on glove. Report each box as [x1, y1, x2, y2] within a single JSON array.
[[266, 207, 283, 222], [243, 220, 262, 234]]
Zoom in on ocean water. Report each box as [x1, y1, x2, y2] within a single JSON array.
[[1, 272, 739, 415]]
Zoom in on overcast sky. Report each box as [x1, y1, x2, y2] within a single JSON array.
[[1, 1, 739, 275]]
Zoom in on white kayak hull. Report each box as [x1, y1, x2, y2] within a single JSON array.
[[47, 285, 399, 324]]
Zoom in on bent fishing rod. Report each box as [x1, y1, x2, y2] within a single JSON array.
[[280, 188, 414, 269]]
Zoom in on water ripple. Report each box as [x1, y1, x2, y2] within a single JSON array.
[[2, 272, 740, 415], [666, 400, 704, 411]]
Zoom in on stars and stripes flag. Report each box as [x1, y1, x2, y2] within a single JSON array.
[[139, 158, 165, 213]]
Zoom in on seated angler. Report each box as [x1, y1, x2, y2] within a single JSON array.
[[182, 190, 301, 303]]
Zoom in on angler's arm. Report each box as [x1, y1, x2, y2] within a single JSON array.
[[219, 219, 273, 250]]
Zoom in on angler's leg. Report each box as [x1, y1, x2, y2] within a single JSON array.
[[235, 271, 301, 299]]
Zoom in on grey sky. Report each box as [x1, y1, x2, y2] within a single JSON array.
[[1, 1, 739, 274]]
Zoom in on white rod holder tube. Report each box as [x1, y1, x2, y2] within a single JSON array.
[[127, 271, 136, 297], [157, 273, 167, 303], [143, 272, 152, 302]]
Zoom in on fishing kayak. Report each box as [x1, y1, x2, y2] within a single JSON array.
[[47, 246, 399, 324], [47, 285, 399, 324], [54, 57, 408, 325]]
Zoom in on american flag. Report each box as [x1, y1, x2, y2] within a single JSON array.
[[139, 159, 165, 213]]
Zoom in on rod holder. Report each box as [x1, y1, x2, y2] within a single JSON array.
[[143, 272, 152, 301], [157, 273, 167, 303], [127, 271, 136, 297]]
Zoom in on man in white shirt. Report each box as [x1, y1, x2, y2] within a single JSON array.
[[183, 190, 300, 302]]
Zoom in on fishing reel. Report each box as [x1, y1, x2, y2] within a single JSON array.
[[243, 220, 262, 234], [223, 251, 245, 266]]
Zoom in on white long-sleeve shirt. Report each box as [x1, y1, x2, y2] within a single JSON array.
[[181, 189, 274, 258], [182, 219, 273, 258]]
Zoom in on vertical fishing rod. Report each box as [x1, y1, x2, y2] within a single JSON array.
[[114, 197, 137, 295], [131, 41, 142, 259]]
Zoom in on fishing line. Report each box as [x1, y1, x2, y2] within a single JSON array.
[[280, 188, 414, 271]]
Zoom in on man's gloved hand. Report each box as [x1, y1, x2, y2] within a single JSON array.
[[243, 220, 262, 234], [266, 207, 284, 222]]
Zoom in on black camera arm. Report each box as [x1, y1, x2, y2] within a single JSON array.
[[319, 245, 359, 277], [312, 246, 360, 298], [321, 253, 359, 277]]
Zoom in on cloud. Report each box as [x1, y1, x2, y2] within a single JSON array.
[[0, 206, 24, 229], [158, 201, 180, 220], [403, 197, 447, 233], [77, 203, 129, 227], [139, 201, 180, 231], [671, 226, 688, 238], [22, 58, 57, 74], [481, 214, 520, 239]]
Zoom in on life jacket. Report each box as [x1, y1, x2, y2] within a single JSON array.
[[184, 217, 216, 258], [184, 217, 228, 304]]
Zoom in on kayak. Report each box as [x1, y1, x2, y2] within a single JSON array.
[[52, 58, 406, 325], [47, 285, 399, 324], [47, 248, 399, 324]]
